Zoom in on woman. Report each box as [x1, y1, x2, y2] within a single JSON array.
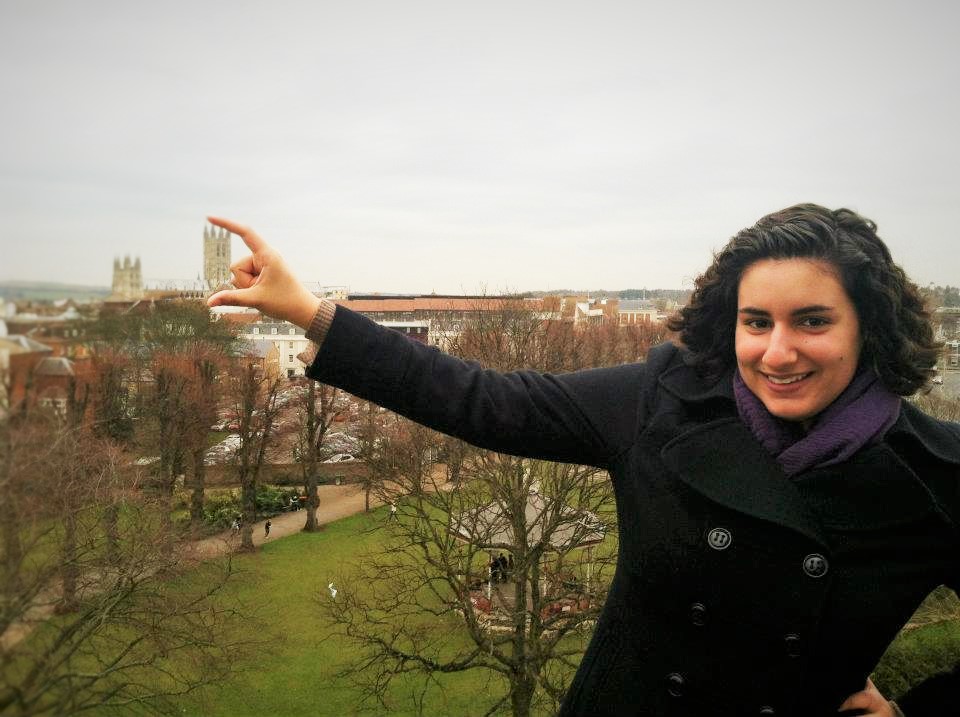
[[208, 205, 958, 716]]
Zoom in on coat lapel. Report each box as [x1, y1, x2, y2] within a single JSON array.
[[791, 444, 936, 531], [660, 416, 830, 549]]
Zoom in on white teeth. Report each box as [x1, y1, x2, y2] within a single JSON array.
[[767, 374, 808, 385]]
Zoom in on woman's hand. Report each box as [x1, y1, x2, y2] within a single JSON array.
[[838, 678, 902, 716], [205, 217, 321, 329]]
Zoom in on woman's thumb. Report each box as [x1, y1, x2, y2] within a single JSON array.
[[207, 288, 256, 309]]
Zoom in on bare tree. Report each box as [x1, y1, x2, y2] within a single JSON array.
[[0, 377, 253, 716], [354, 400, 391, 513], [318, 301, 652, 716], [325, 427, 614, 717], [145, 352, 191, 529], [293, 380, 344, 531], [89, 348, 134, 445], [228, 360, 281, 551], [184, 349, 223, 533]]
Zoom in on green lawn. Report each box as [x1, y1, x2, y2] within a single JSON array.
[[140, 509, 514, 717]]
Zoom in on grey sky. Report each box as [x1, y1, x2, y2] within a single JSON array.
[[2, 0, 958, 293]]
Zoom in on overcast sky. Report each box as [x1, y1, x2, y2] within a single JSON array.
[[1, 0, 958, 294]]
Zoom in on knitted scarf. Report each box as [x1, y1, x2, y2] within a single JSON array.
[[733, 369, 901, 477]]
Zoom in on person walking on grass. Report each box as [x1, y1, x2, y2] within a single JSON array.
[[208, 205, 959, 717], [264, 520, 271, 538]]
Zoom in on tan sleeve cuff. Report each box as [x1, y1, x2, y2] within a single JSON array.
[[297, 299, 337, 364]]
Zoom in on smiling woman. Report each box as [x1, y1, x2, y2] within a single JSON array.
[[735, 258, 862, 423], [207, 205, 957, 717]]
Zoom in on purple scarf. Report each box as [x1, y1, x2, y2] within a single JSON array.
[[733, 369, 901, 477]]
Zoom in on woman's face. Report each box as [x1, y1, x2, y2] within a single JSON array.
[[735, 258, 861, 422]]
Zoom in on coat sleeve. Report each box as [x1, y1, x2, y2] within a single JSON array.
[[305, 306, 662, 469]]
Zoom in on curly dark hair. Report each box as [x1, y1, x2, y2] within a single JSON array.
[[667, 203, 940, 395]]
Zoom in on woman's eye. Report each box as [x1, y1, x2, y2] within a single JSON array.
[[744, 319, 769, 330], [800, 317, 829, 328]]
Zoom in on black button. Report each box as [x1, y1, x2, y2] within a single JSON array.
[[690, 602, 707, 627], [665, 672, 684, 697], [759, 707, 775, 716], [706, 527, 732, 550], [784, 633, 802, 658], [802, 553, 828, 578]]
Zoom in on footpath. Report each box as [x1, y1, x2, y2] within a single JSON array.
[[184, 482, 381, 560]]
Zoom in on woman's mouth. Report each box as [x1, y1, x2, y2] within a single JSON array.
[[764, 372, 812, 386]]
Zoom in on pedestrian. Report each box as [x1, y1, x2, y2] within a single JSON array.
[[264, 520, 271, 538], [388, 502, 398, 521], [208, 205, 955, 715], [231, 515, 241, 534], [496, 553, 507, 583]]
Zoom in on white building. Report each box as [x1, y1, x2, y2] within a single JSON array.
[[244, 320, 311, 378]]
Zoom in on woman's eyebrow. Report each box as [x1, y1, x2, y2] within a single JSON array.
[[737, 305, 835, 316]]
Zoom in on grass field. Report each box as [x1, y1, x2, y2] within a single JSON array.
[[142, 508, 515, 717]]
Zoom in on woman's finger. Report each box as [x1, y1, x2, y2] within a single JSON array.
[[207, 216, 267, 253]]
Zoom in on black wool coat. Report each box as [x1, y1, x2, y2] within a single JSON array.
[[306, 306, 960, 717]]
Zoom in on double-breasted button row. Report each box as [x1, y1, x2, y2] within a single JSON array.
[[704, 528, 829, 579]]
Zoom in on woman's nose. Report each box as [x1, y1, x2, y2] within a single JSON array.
[[762, 327, 798, 367]]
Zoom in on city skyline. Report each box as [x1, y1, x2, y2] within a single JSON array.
[[2, 1, 959, 293]]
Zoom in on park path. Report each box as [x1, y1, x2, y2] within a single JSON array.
[[183, 482, 382, 560]]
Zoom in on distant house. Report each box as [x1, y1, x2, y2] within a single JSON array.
[[945, 339, 960, 369], [243, 319, 310, 379], [617, 299, 659, 326], [32, 356, 76, 415], [237, 340, 281, 382], [0, 335, 54, 411]]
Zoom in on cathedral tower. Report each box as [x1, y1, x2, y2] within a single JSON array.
[[204, 224, 232, 289], [110, 256, 144, 300]]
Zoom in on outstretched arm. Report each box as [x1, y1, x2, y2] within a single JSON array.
[[205, 216, 321, 330]]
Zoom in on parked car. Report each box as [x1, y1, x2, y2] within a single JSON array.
[[932, 375, 944, 385]]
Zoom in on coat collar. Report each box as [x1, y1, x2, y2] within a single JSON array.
[[657, 354, 736, 406]]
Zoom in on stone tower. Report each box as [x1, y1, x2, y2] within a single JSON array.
[[111, 256, 144, 300], [204, 224, 232, 289]]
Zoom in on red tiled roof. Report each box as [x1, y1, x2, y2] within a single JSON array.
[[337, 298, 544, 313], [220, 312, 262, 325]]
